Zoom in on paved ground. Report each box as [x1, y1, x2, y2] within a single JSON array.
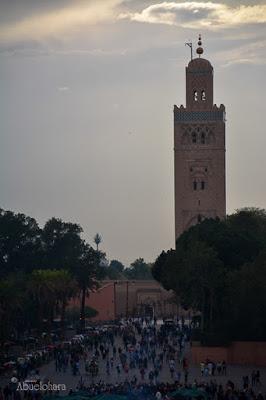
[[1, 335, 266, 396], [38, 336, 266, 395], [39, 356, 266, 395]]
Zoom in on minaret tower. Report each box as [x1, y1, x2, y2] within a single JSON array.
[[174, 36, 226, 240]]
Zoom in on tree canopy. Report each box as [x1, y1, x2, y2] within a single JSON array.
[[152, 208, 266, 343], [0, 207, 154, 343], [0, 208, 104, 341], [125, 258, 153, 280], [103, 258, 154, 280]]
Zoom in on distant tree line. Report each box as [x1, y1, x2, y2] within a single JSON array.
[[152, 208, 266, 344], [103, 258, 153, 281]]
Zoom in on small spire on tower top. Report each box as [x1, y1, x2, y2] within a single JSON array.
[[196, 34, 204, 57]]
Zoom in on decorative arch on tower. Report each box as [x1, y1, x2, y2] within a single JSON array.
[[189, 165, 208, 192], [181, 124, 216, 145]]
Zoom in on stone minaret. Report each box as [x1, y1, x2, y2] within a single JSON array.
[[174, 36, 226, 241]]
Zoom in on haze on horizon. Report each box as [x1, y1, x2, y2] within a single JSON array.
[[0, 0, 266, 266]]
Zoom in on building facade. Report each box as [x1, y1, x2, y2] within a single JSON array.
[[69, 280, 179, 321], [174, 37, 226, 240]]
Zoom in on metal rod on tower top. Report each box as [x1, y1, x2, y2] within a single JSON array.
[[185, 42, 193, 61]]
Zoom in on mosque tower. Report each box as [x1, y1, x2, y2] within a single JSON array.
[[174, 35, 226, 240]]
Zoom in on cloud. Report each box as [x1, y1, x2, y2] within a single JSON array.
[[58, 86, 70, 92], [119, 2, 266, 29], [0, 44, 129, 58], [217, 38, 266, 67], [0, 0, 123, 43]]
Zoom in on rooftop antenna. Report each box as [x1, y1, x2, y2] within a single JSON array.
[[185, 41, 193, 61]]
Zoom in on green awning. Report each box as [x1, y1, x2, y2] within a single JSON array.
[[170, 387, 209, 400]]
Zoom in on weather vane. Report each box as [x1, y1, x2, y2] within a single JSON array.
[[185, 41, 193, 61]]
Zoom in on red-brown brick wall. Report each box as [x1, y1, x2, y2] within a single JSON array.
[[191, 345, 228, 364], [191, 342, 266, 366], [69, 282, 115, 321], [87, 283, 115, 321]]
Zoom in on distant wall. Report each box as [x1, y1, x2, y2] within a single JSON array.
[[191, 342, 266, 367], [230, 342, 266, 366], [69, 282, 115, 321], [191, 345, 228, 364], [68, 280, 179, 321], [87, 283, 115, 321]]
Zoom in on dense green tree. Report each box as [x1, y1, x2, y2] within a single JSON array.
[[41, 219, 104, 334], [174, 216, 262, 271], [152, 250, 172, 287], [71, 246, 103, 333], [28, 269, 59, 332], [52, 270, 79, 336], [26, 269, 83, 336], [0, 274, 27, 345], [0, 209, 42, 276], [104, 260, 125, 279], [110, 260, 124, 273], [228, 249, 266, 341], [125, 258, 153, 280], [41, 218, 84, 271], [0, 207, 106, 341], [152, 208, 266, 342], [154, 242, 224, 331]]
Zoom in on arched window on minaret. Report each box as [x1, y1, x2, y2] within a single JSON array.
[[201, 181, 205, 190], [194, 91, 198, 101], [192, 132, 197, 143], [201, 90, 206, 101], [201, 132, 206, 144], [193, 181, 197, 191]]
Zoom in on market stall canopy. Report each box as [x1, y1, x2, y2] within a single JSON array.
[[170, 387, 209, 400]]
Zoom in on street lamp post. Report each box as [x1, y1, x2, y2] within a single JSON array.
[[113, 281, 117, 321], [125, 280, 135, 320], [126, 281, 129, 319]]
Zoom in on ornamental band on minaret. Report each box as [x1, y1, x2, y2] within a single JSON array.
[[174, 36, 226, 241]]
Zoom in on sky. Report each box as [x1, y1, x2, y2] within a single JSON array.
[[0, 0, 266, 266]]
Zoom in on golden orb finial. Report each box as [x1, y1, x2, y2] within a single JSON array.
[[196, 34, 204, 57]]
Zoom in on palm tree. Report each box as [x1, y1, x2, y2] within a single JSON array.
[[93, 233, 102, 252], [73, 246, 102, 333], [28, 269, 79, 337], [52, 270, 78, 337], [28, 270, 58, 333]]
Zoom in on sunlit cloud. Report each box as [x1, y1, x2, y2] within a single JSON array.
[[0, 0, 123, 43], [217, 39, 266, 67], [119, 2, 266, 29]]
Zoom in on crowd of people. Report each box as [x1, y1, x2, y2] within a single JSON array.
[[70, 379, 266, 400], [0, 378, 265, 400], [200, 360, 227, 377], [0, 319, 265, 400], [49, 318, 189, 384]]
